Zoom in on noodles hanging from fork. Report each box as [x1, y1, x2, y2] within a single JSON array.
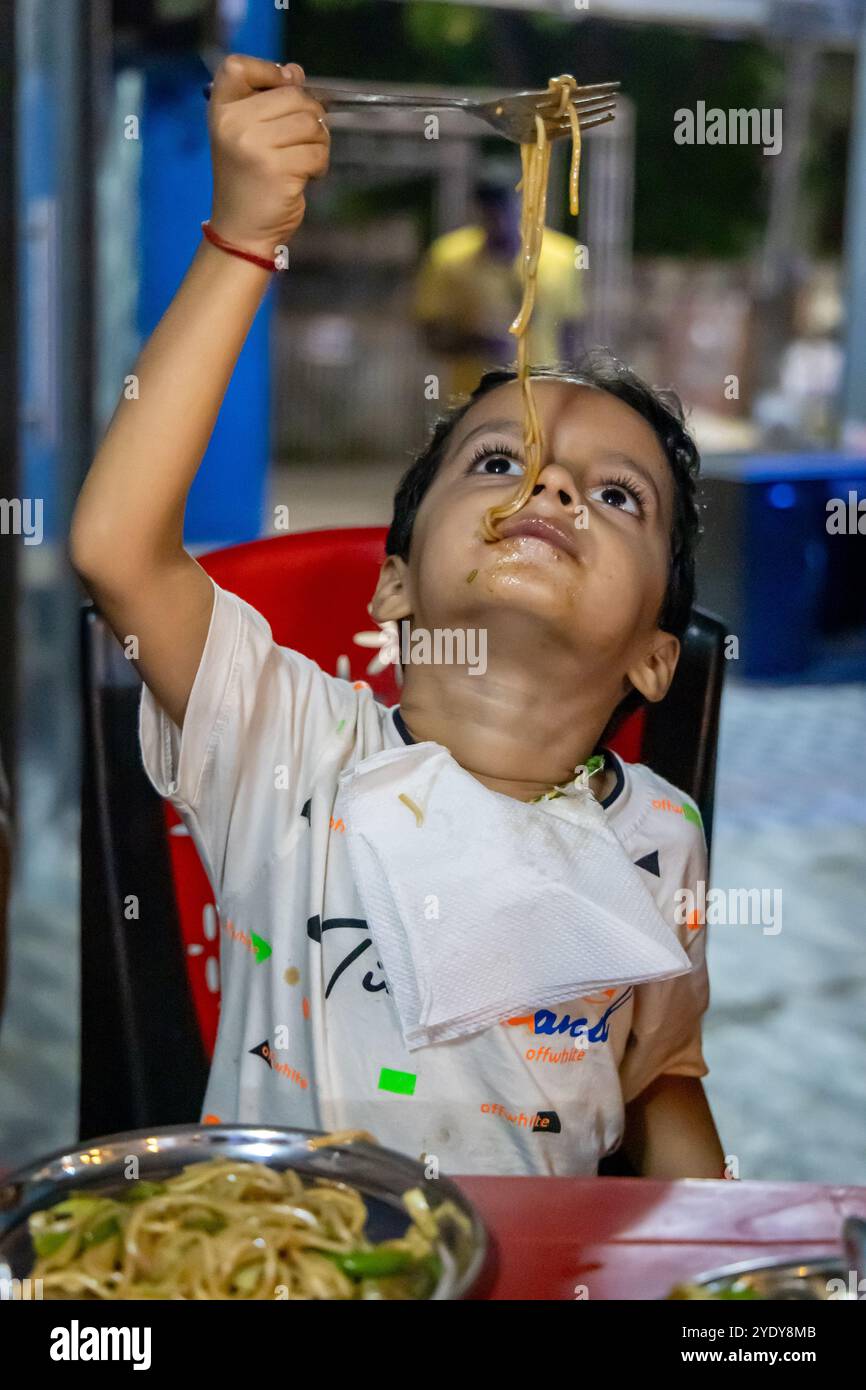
[[480, 74, 583, 543]]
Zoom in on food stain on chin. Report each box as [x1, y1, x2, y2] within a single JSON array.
[[481, 553, 583, 609]]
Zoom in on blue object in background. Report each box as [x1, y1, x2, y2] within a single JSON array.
[[19, 64, 60, 539], [137, 2, 282, 545], [766, 482, 797, 510], [698, 452, 866, 679], [741, 478, 828, 676]]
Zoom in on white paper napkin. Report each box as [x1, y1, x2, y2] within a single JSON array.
[[337, 740, 692, 1050]]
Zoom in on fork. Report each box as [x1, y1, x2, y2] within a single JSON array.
[[203, 78, 619, 144]]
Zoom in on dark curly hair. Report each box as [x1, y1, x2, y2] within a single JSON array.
[[386, 349, 703, 738]]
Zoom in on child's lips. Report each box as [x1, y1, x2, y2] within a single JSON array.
[[496, 514, 580, 559]]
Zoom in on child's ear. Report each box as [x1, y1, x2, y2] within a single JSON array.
[[626, 629, 681, 705], [369, 554, 413, 624]]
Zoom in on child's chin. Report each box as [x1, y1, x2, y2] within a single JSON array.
[[474, 581, 584, 634], [482, 560, 581, 603]]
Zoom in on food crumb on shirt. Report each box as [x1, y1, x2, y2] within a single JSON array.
[[398, 793, 424, 826]]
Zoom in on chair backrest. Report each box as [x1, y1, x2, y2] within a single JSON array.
[[79, 527, 726, 1143]]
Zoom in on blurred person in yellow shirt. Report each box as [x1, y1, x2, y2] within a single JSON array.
[[413, 160, 586, 400]]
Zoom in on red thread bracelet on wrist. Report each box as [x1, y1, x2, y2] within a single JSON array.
[[201, 220, 276, 271]]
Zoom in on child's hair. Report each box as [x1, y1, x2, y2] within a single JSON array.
[[385, 349, 703, 740]]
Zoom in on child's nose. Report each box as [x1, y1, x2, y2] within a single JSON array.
[[531, 461, 578, 509]]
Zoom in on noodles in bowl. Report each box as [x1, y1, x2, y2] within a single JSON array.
[[18, 1135, 473, 1300]]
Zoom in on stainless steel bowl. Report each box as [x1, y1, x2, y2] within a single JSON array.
[[669, 1252, 856, 1301], [0, 1124, 492, 1300]]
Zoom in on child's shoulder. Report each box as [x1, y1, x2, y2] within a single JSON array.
[[620, 757, 702, 816], [213, 579, 396, 740], [612, 753, 707, 858]]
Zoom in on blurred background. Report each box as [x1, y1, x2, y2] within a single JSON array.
[[0, 0, 864, 1181]]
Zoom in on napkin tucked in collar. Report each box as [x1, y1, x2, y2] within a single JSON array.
[[336, 740, 692, 1051]]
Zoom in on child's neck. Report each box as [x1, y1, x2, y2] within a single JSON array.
[[397, 669, 619, 806]]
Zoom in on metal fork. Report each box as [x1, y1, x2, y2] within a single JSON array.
[[302, 80, 619, 143], [203, 78, 619, 144]]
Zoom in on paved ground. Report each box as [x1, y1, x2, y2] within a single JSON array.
[[703, 682, 866, 1183]]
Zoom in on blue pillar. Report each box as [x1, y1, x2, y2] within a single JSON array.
[[843, 13, 866, 448], [137, 3, 282, 545]]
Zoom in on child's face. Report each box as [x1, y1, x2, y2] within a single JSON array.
[[375, 378, 678, 687]]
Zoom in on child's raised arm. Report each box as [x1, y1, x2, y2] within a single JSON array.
[[70, 54, 329, 729]]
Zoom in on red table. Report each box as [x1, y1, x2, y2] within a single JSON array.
[[453, 1176, 866, 1300]]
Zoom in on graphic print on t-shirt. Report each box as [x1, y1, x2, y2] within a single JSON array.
[[306, 914, 388, 998], [502, 986, 633, 1050]]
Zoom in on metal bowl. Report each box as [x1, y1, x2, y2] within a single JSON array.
[[0, 1124, 493, 1300], [669, 1252, 855, 1301]]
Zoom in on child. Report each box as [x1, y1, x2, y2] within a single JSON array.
[[71, 54, 725, 1180]]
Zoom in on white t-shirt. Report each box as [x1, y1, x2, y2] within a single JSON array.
[[139, 578, 711, 1177]]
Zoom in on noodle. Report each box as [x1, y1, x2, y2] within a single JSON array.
[[480, 74, 584, 542], [305, 1128, 376, 1150], [398, 792, 425, 826], [23, 1147, 456, 1300]]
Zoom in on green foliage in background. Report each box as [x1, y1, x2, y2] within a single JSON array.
[[298, 0, 850, 259], [404, 1, 489, 49]]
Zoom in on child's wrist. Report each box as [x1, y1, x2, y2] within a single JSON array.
[[202, 218, 283, 268]]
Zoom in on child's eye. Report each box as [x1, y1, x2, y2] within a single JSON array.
[[466, 442, 524, 478], [586, 477, 645, 517]]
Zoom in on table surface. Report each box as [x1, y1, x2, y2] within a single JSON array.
[[2, 1162, 862, 1301], [452, 1176, 866, 1300]]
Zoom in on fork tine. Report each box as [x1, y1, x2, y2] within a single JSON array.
[[576, 110, 616, 131], [535, 102, 618, 136], [560, 80, 620, 99], [549, 93, 618, 117], [571, 94, 618, 115], [545, 99, 617, 131], [577, 79, 620, 91], [507, 102, 615, 144], [534, 81, 620, 109], [542, 109, 617, 135]]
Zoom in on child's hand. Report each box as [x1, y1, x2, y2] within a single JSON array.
[[207, 54, 329, 260]]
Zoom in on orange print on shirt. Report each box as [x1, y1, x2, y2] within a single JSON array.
[[501, 1014, 534, 1033]]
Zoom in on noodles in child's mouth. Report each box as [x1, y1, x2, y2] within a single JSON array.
[[481, 74, 583, 543], [24, 1148, 465, 1300]]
